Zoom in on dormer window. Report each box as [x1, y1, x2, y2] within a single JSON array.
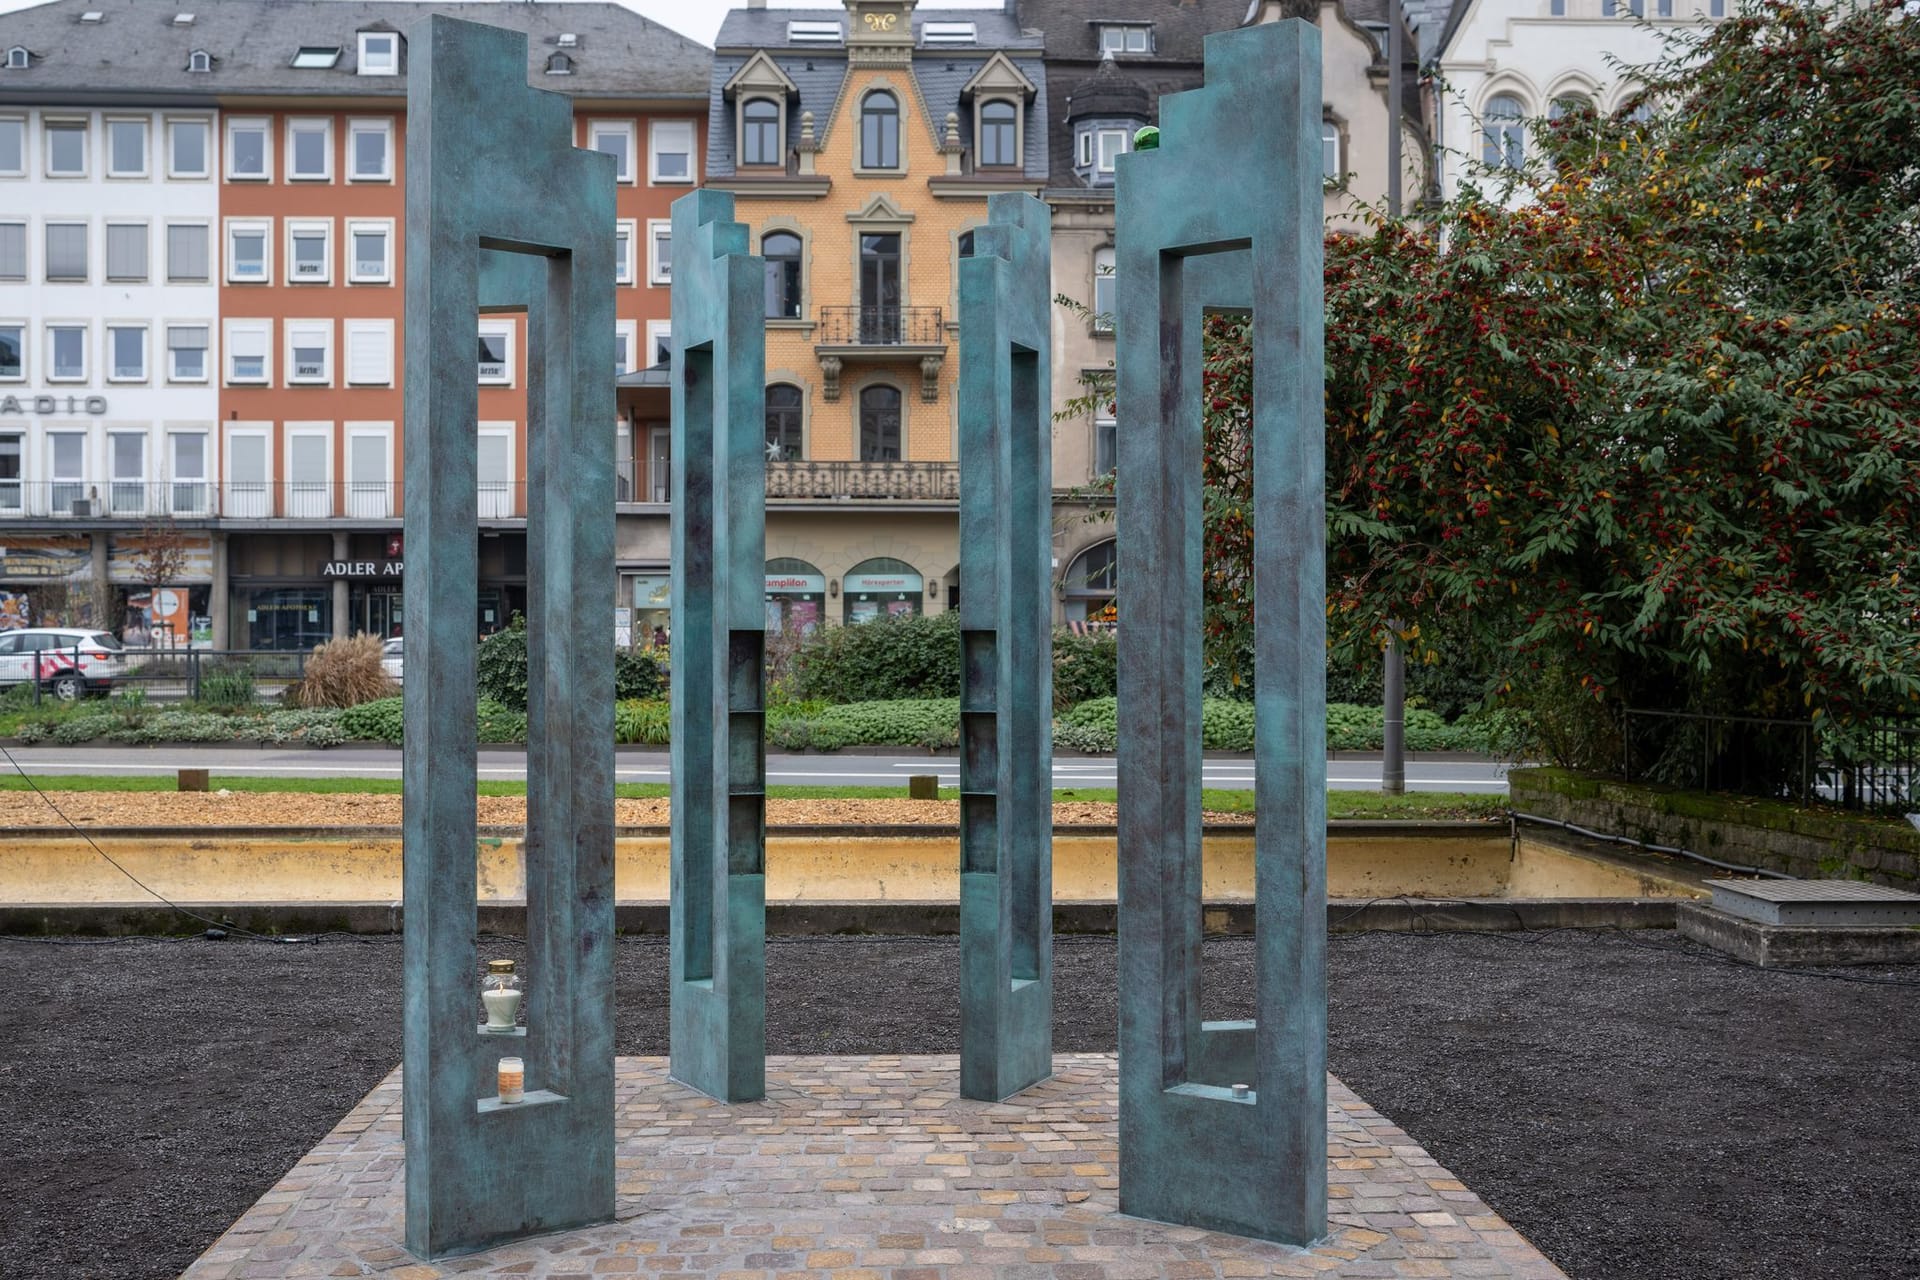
[[546, 52, 573, 75], [557, 33, 578, 48], [922, 21, 976, 45], [357, 31, 398, 76], [187, 49, 211, 73], [292, 46, 342, 69], [79, 12, 104, 23], [741, 97, 781, 167], [173, 13, 195, 25], [978, 99, 1018, 167], [787, 20, 842, 45], [5, 47, 29, 70], [1098, 24, 1153, 55]]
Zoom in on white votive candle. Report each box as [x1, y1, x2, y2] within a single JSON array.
[[482, 986, 522, 1030], [498, 1057, 524, 1104]]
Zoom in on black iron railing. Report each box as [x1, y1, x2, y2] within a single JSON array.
[[0, 481, 528, 521], [1621, 707, 1920, 813], [816, 305, 945, 346]]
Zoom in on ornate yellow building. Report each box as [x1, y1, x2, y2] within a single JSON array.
[[686, 0, 1048, 634]]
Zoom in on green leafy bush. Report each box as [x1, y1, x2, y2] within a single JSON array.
[[615, 699, 671, 745], [614, 649, 665, 701], [477, 616, 530, 710], [477, 700, 527, 744], [261, 708, 346, 747], [339, 697, 404, 743], [51, 714, 117, 744], [792, 613, 962, 703], [116, 711, 238, 744], [1054, 696, 1256, 752], [198, 663, 257, 707], [767, 698, 961, 751], [1052, 627, 1118, 709]]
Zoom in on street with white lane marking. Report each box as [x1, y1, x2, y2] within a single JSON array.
[[0, 745, 1511, 792]]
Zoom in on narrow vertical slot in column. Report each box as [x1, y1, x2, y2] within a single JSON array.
[[727, 628, 765, 877], [961, 629, 996, 712], [961, 793, 998, 874], [1007, 347, 1043, 983], [680, 342, 715, 984]]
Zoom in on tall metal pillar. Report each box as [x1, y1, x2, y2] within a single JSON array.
[[668, 190, 768, 1104], [956, 193, 1054, 1102], [400, 16, 617, 1260], [1113, 20, 1328, 1246]]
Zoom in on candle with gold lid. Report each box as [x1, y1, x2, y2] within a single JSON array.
[[481, 958, 522, 1031]]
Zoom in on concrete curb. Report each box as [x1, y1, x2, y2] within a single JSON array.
[[0, 896, 1676, 938]]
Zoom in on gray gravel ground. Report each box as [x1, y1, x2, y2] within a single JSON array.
[[1, 929, 1915, 1280]]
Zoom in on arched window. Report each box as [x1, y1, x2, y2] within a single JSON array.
[[187, 50, 211, 73], [861, 90, 899, 169], [1482, 94, 1525, 169], [7, 47, 30, 70], [765, 557, 826, 636], [545, 52, 572, 75], [1549, 93, 1594, 122], [1321, 119, 1341, 180], [1063, 540, 1117, 623], [979, 99, 1017, 167], [843, 556, 923, 624], [762, 230, 802, 319], [859, 384, 902, 461], [742, 97, 781, 167], [957, 230, 975, 259], [765, 383, 804, 461]]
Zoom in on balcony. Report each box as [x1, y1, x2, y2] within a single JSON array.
[[814, 306, 947, 402], [766, 460, 958, 505]]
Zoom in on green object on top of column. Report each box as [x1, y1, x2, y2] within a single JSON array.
[[668, 189, 769, 1105], [400, 15, 617, 1260], [1113, 19, 1328, 1246], [956, 192, 1054, 1103]]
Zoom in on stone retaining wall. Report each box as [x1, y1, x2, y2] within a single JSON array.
[[1509, 767, 1920, 890]]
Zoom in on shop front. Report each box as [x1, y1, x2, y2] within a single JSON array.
[[765, 558, 827, 637], [842, 557, 924, 624], [629, 572, 670, 648], [109, 533, 214, 649], [0, 535, 95, 631]]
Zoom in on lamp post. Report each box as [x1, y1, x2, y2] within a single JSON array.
[[1381, 0, 1407, 796]]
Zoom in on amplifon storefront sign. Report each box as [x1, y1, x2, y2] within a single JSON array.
[[0, 393, 110, 416], [765, 572, 826, 595]]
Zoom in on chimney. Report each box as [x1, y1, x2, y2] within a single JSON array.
[[748, 0, 767, 8]]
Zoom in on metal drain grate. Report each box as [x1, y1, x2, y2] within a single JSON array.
[[1707, 877, 1920, 927]]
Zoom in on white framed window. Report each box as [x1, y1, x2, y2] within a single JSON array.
[[291, 46, 341, 70], [1093, 397, 1117, 477], [6, 47, 28, 71], [1322, 119, 1341, 181], [287, 219, 330, 283], [357, 31, 398, 76], [109, 430, 148, 515], [0, 117, 24, 177], [224, 319, 271, 384], [1099, 24, 1152, 54], [48, 324, 88, 381], [226, 219, 270, 282], [0, 322, 24, 380], [286, 424, 333, 518], [286, 117, 331, 181], [344, 319, 393, 386], [615, 321, 637, 376], [1096, 129, 1130, 173], [345, 424, 392, 518], [45, 118, 87, 177], [477, 424, 514, 518], [49, 429, 87, 511], [168, 430, 210, 515], [346, 219, 391, 283], [477, 321, 513, 384], [224, 425, 272, 518], [166, 222, 210, 282], [226, 117, 270, 180], [105, 117, 148, 178], [45, 222, 88, 282], [167, 324, 209, 382], [590, 120, 635, 183], [0, 430, 21, 513], [614, 220, 635, 285], [107, 323, 147, 381], [0, 222, 22, 280], [645, 320, 671, 369], [166, 117, 210, 178], [648, 219, 671, 286], [286, 320, 332, 385], [347, 117, 391, 180], [106, 222, 149, 282], [1076, 130, 1092, 168], [187, 50, 212, 74], [1092, 247, 1115, 334], [649, 119, 695, 184]]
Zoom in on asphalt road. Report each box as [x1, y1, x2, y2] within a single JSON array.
[[0, 744, 1510, 792]]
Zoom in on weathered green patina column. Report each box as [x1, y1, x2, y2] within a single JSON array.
[[669, 190, 768, 1104], [401, 16, 616, 1259], [957, 193, 1054, 1102], [1113, 20, 1328, 1245]]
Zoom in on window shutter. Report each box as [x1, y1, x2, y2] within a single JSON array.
[[168, 325, 208, 352], [167, 225, 208, 281], [229, 326, 267, 360], [346, 324, 391, 385], [0, 224, 24, 279], [106, 223, 148, 280]]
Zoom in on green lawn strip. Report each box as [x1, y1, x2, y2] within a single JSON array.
[[0, 772, 1505, 820]]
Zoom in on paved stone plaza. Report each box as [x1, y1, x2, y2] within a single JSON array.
[[179, 1055, 1566, 1279]]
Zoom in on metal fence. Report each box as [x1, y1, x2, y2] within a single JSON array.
[[5, 643, 314, 706], [1622, 708, 1920, 813]]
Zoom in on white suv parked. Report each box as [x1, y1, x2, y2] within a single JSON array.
[[0, 627, 126, 699]]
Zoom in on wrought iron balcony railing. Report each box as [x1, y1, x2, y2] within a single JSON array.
[[815, 305, 946, 347], [766, 460, 958, 503], [0, 481, 526, 521]]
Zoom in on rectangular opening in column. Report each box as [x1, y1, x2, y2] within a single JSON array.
[[961, 629, 996, 711], [961, 793, 998, 874], [727, 794, 765, 875], [681, 341, 716, 983]]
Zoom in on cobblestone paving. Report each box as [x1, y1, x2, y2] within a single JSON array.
[[178, 1056, 1566, 1280]]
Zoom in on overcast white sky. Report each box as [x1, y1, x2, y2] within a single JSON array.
[[0, 0, 1015, 48]]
